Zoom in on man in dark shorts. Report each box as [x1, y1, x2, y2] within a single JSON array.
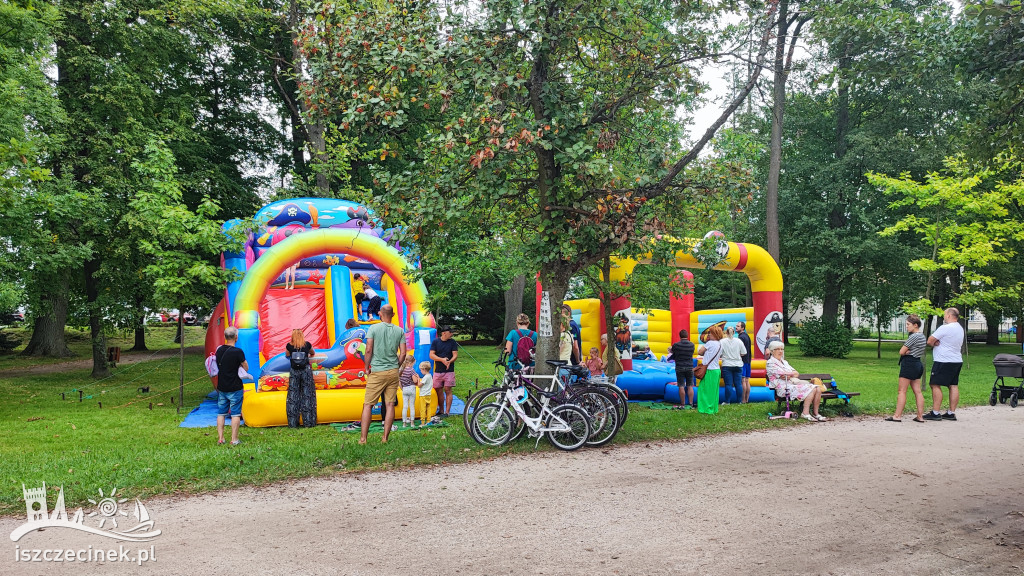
[[670, 329, 696, 408], [924, 307, 965, 421], [429, 326, 458, 417], [215, 327, 249, 445]]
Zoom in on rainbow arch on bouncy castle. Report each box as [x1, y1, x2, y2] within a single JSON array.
[[230, 228, 435, 380], [608, 238, 783, 359], [556, 235, 783, 404]]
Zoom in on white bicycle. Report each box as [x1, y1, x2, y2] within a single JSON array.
[[471, 376, 592, 451]]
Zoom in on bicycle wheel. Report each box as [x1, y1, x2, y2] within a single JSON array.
[[470, 403, 515, 446], [573, 388, 620, 447], [463, 386, 504, 442], [545, 404, 591, 451], [589, 381, 629, 425]]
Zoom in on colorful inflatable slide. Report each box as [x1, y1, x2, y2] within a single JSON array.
[[556, 235, 784, 403], [204, 199, 436, 427]]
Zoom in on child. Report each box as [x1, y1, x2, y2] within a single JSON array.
[[417, 361, 435, 426], [399, 356, 419, 427], [353, 273, 366, 312], [363, 283, 382, 320], [585, 346, 605, 377]]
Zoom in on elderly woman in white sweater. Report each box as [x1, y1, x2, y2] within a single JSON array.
[[765, 340, 826, 422]]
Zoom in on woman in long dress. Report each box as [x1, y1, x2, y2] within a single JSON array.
[[696, 325, 724, 414], [285, 329, 317, 427]]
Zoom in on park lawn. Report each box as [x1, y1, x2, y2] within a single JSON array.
[[0, 340, 1011, 516]]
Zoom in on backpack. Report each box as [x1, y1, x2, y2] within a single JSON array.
[[205, 348, 221, 377], [515, 329, 535, 365]]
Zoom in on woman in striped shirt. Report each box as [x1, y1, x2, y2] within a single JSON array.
[[887, 314, 926, 422]]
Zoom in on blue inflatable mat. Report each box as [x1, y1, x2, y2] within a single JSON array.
[[179, 392, 245, 428]]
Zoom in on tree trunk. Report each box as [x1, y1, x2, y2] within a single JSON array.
[[85, 257, 109, 378], [822, 282, 840, 324], [844, 300, 852, 330], [288, 0, 329, 196], [22, 283, 73, 357], [822, 43, 852, 325], [985, 310, 1000, 346], [534, 267, 572, 375], [877, 309, 883, 359], [129, 294, 148, 352], [502, 274, 526, 341], [765, 0, 790, 264], [177, 311, 185, 414]]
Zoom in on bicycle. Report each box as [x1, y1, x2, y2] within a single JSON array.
[[466, 355, 621, 446], [471, 372, 592, 451]]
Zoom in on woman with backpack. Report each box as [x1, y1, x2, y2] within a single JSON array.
[[285, 329, 317, 428], [504, 313, 537, 373]]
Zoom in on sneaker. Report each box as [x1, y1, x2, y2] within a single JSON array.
[[923, 411, 942, 421], [942, 412, 957, 421]]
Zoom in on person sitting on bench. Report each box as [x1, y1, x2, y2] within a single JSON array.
[[765, 341, 826, 422]]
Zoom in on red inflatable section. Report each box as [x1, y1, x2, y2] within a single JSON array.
[[259, 289, 329, 358]]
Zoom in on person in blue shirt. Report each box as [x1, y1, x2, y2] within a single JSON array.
[[504, 313, 538, 372]]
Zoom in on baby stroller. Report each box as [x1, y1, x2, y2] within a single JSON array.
[[990, 353, 1024, 408]]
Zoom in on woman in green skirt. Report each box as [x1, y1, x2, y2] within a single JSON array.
[[696, 324, 724, 414]]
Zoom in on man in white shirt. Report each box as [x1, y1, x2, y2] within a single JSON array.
[[924, 308, 965, 421]]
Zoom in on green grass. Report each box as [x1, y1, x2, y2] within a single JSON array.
[[0, 325, 208, 372], [0, 339, 1011, 516]]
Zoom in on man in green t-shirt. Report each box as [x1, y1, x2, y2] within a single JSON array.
[[360, 304, 407, 443]]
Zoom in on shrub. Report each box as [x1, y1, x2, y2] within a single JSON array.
[[797, 317, 854, 358], [0, 329, 21, 352], [855, 325, 872, 339]]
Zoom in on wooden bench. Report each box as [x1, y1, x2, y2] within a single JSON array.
[[774, 373, 860, 412]]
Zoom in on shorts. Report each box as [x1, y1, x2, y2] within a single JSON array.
[[433, 371, 456, 388], [741, 363, 752, 379], [217, 389, 244, 417], [930, 361, 962, 387], [898, 356, 924, 380], [364, 368, 400, 405], [675, 369, 695, 389]]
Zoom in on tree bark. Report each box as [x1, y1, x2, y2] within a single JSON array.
[[822, 42, 852, 324], [22, 282, 73, 357], [129, 294, 148, 352], [765, 0, 789, 264], [844, 299, 852, 330], [287, 0, 329, 196], [534, 268, 571, 376], [502, 274, 526, 341], [85, 257, 109, 378], [985, 310, 1000, 345]]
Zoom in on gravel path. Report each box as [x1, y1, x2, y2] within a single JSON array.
[[4, 407, 1023, 575]]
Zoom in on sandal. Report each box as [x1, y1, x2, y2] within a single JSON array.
[[884, 416, 901, 422], [913, 417, 925, 423], [815, 415, 828, 422], [801, 414, 817, 422]]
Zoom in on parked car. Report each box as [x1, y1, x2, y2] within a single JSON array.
[[1, 311, 25, 326]]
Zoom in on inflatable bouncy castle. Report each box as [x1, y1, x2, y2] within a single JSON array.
[[204, 199, 436, 427], [551, 235, 784, 404]]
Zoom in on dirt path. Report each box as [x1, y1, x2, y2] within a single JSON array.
[[4, 407, 1023, 575], [0, 346, 203, 377]]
